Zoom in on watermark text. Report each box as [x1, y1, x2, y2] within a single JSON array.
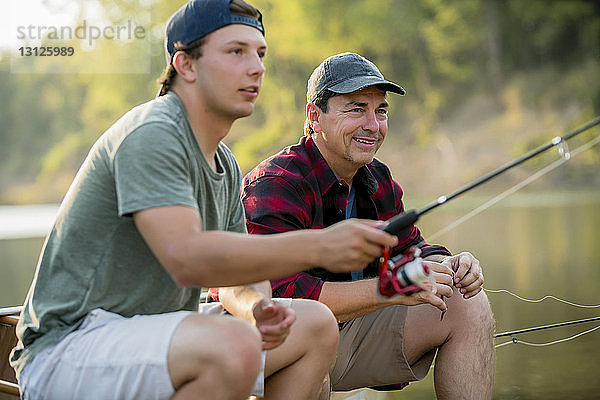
[[16, 20, 146, 47]]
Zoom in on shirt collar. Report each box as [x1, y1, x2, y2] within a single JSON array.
[[302, 135, 379, 196]]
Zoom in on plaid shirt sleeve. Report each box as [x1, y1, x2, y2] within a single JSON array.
[[242, 175, 325, 300]]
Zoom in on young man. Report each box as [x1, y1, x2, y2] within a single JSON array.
[[242, 52, 496, 399], [10, 3, 398, 399]]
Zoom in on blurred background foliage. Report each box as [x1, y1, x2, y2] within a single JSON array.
[[0, 0, 598, 204]]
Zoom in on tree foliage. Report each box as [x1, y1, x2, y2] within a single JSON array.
[[0, 0, 598, 203]]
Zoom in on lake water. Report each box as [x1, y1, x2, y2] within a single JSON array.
[[1, 191, 599, 399]]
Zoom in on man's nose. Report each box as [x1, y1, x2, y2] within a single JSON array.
[[363, 111, 380, 132], [248, 53, 265, 76]]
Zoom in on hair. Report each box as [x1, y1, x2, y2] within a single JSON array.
[[304, 89, 338, 136], [229, 0, 261, 18], [157, 0, 262, 96]]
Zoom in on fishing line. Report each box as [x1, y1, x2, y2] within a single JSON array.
[[482, 287, 600, 348], [495, 324, 600, 349], [495, 316, 600, 338], [427, 322, 600, 371], [484, 288, 600, 308], [428, 131, 600, 241], [485, 288, 600, 346]]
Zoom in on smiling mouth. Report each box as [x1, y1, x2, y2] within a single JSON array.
[[353, 137, 378, 147]]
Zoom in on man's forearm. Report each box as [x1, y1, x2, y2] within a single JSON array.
[[135, 206, 397, 288], [155, 229, 326, 287], [318, 279, 399, 323]]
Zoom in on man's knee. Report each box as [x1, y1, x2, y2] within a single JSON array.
[[210, 317, 263, 384], [470, 290, 494, 330], [169, 314, 262, 394], [285, 299, 339, 368], [450, 289, 495, 335], [297, 300, 339, 349]]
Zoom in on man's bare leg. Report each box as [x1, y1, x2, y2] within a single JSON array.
[[403, 289, 495, 400], [262, 300, 339, 400], [168, 314, 263, 399]]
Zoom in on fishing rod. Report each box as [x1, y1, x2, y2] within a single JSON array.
[[495, 316, 600, 338], [382, 115, 600, 236], [378, 116, 600, 297]]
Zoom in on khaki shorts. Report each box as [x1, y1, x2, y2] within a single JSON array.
[[330, 304, 436, 391]]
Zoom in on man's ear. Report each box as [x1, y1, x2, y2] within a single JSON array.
[[172, 51, 197, 83], [306, 103, 322, 133]]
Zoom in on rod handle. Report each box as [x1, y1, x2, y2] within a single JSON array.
[[381, 210, 419, 236]]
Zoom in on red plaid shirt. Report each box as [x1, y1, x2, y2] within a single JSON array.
[[242, 136, 451, 300]]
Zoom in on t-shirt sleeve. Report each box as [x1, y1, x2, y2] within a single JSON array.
[[113, 123, 197, 216]]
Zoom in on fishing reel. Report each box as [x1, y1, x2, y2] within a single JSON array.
[[377, 246, 432, 298]]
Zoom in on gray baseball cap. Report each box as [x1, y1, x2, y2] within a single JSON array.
[[307, 52, 405, 103]]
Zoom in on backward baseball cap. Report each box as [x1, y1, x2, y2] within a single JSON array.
[[164, 0, 264, 64], [307, 52, 405, 103]]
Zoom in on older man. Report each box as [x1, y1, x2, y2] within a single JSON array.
[[242, 52, 495, 399]]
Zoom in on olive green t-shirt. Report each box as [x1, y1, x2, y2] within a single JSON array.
[[11, 92, 246, 374]]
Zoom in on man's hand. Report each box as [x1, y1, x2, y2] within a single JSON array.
[[319, 219, 398, 273], [387, 260, 454, 312], [442, 252, 484, 299], [425, 260, 455, 299], [253, 299, 296, 350]]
